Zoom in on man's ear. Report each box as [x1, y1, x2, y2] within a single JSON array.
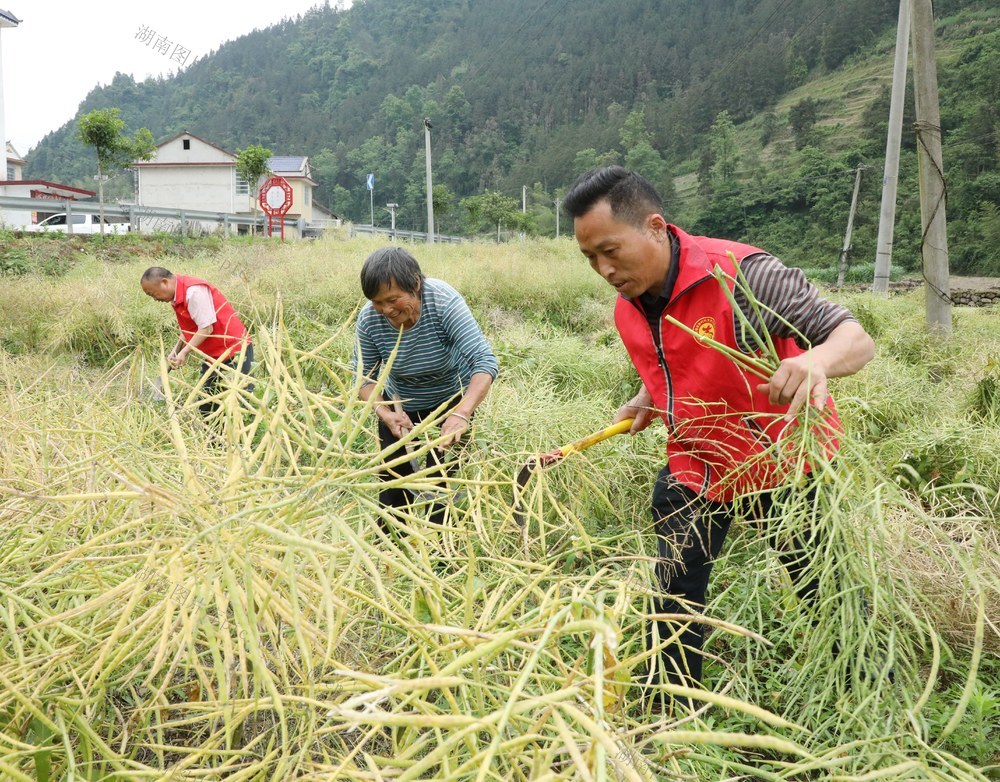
[[647, 212, 669, 240]]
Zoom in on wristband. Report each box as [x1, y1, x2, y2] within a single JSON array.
[[373, 402, 388, 414], [450, 412, 471, 424]]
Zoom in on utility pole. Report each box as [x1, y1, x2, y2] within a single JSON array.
[[0, 11, 21, 224], [554, 197, 561, 238], [910, 0, 951, 335], [522, 185, 527, 213], [873, 0, 910, 294], [386, 202, 398, 240], [423, 118, 435, 244], [837, 166, 865, 288]]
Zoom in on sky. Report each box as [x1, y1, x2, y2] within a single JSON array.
[[1, 1, 345, 156]]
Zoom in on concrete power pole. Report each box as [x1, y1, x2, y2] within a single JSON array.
[[837, 166, 865, 288], [910, 0, 951, 335], [0, 9, 22, 220], [873, 0, 910, 294], [423, 118, 435, 244]]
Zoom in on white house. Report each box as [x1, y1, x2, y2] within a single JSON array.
[[133, 130, 332, 237], [266, 155, 317, 234], [0, 142, 97, 230], [5, 139, 21, 180]]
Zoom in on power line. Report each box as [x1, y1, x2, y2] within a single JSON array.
[[462, 0, 574, 84], [698, 0, 803, 91], [664, 166, 860, 206], [687, 0, 835, 103]]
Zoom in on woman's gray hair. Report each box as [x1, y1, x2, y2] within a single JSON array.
[[360, 247, 425, 300]]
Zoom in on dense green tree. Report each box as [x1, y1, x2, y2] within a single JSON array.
[[619, 109, 652, 150], [462, 191, 525, 242], [759, 111, 780, 147], [572, 148, 620, 176], [235, 145, 273, 236], [431, 183, 456, 234], [709, 111, 739, 188], [789, 98, 819, 150], [624, 142, 673, 203], [785, 38, 809, 88], [76, 108, 155, 234]]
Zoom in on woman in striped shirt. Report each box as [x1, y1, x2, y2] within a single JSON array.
[[354, 246, 498, 524]]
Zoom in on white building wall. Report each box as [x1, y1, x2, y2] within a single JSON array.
[[138, 165, 238, 213]]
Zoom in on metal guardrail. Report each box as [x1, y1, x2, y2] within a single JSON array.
[[0, 196, 462, 242], [347, 223, 465, 244], [0, 195, 305, 235]]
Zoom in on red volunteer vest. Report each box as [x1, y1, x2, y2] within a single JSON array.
[[172, 275, 250, 361], [615, 226, 841, 501]]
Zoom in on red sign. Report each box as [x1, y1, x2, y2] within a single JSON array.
[[258, 176, 293, 240], [259, 176, 293, 216]]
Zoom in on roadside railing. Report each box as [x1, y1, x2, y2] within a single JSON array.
[[347, 223, 465, 243], [0, 195, 343, 237], [0, 196, 465, 242]]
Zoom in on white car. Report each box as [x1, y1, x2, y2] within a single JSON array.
[[30, 213, 130, 235]]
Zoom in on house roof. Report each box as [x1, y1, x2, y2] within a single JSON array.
[[268, 156, 307, 173], [0, 9, 20, 27], [0, 180, 96, 198], [136, 134, 318, 183], [155, 130, 236, 158], [5, 141, 25, 164], [267, 156, 316, 185]]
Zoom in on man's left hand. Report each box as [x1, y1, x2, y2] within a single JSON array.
[[170, 351, 189, 369]]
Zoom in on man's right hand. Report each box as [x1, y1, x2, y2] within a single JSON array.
[[614, 384, 656, 434]]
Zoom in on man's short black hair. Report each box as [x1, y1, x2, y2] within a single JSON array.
[[141, 266, 174, 283], [360, 247, 425, 300], [562, 166, 664, 229]]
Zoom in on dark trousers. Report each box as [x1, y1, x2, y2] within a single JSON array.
[[376, 405, 455, 528], [645, 465, 822, 697], [198, 343, 254, 417]]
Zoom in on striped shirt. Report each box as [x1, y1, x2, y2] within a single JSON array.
[[354, 278, 499, 412], [639, 242, 855, 353], [733, 253, 856, 351]]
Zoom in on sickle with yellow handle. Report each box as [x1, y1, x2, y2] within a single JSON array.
[[513, 418, 635, 526]]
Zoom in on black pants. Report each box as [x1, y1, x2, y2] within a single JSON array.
[[645, 465, 822, 696], [376, 404, 456, 528], [198, 344, 254, 417]]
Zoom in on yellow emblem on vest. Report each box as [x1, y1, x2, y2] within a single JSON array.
[[693, 316, 716, 344]]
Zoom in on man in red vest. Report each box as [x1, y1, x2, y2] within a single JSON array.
[[140, 267, 253, 416], [563, 167, 876, 712]]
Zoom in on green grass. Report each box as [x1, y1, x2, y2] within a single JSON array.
[[0, 236, 997, 779]]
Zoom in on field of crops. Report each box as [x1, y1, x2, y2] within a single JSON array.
[[1, 234, 998, 780]]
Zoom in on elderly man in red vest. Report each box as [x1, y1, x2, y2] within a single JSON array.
[[140, 266, 253, 416], [563, 166, 876, 713]]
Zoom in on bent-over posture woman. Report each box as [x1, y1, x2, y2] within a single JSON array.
[[353, 247, 498, 526]]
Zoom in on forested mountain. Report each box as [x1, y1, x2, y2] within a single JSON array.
[[25, 0, 1000, 274]]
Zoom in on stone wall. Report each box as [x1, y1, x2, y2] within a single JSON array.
[[841, 278, 1000, 308], [950, 287, 1000, 307]]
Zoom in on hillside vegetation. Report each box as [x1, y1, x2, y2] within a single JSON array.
[[22, 0, 1000, 275]]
